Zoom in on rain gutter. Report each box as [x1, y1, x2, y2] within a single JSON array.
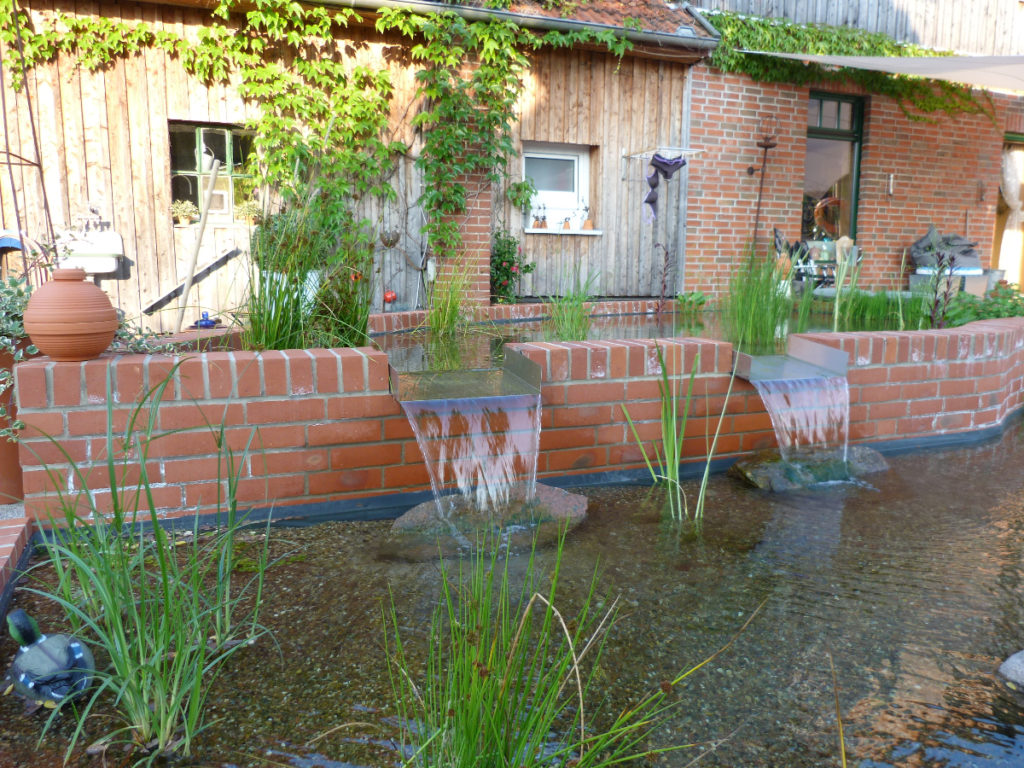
[[322, 0, 720, 52]]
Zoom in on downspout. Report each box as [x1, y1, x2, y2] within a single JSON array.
[[325, 0, 719, 52]]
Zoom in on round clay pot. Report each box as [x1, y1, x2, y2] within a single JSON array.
[[23, 268, 118, 362]]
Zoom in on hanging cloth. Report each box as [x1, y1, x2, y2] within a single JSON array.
[[643, 153, 686, 221]]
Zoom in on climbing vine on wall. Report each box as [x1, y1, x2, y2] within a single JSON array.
[[707, 10, 992, 120], [0, 0, 632, 260]]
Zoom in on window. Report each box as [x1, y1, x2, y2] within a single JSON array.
[[522, 142, 590, 230], [169, 123, 254, 219], [802, 93, 864, 241]]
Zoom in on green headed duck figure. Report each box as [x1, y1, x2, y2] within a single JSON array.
[[3, 609, 94, 712]]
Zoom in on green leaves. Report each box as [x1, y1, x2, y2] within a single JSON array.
[[707, 10, 991, 120]]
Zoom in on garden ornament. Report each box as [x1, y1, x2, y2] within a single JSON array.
[[998, 650, 1024, 693], [643, 153, 686, 221], [2, 609, 95, 712]]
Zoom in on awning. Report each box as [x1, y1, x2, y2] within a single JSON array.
[[742, 51, 1024, 94]]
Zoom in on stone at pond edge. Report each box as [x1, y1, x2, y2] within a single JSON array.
[[381, 483, 587, 561], [998, 650, 1024, 692], [729, 445, 888, 492]]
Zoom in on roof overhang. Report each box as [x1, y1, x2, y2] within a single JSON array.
[[742, 50, 1024, 94], [326, 0, 717, 56]]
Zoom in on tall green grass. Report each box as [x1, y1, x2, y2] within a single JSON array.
[[243, 188, 374, 350], [722, 253, 793, 355], [621, 345, 698, 524], [24, 365, 271, 765], [547, 268, 596, 341], [426, 257, 471, 338], [385, 532, 765, 767]]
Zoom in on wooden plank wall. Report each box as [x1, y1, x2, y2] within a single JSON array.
[[0, 1, 429, 331], [506, 49, 692, 299], [703, 0, 1024, 56]]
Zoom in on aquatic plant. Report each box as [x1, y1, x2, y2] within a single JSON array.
[[723, 250, 793, 355], [945, 282, 1024, 327], [384, 532, 765, 768], [621, 344, 699, 524], [546, 266, 595, 341], [426, 256, 472, 338], [675, 290, 707, 317], [22, 365, 271, 764]]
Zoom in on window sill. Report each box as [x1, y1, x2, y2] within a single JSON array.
[[524, 228, 602, 236]]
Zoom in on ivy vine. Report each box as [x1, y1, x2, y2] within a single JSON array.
[[1, 0, 632, 262], [706, 10, 992, 120]]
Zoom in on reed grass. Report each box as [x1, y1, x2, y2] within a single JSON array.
[[621, 344, 698, 524], [25, 365, 271, 765], [426, 257, 471, 338], [546, 268, 595, 341], [723, 252, 793, 355], [385, 532, 766, 768]]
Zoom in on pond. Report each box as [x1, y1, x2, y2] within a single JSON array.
[[375, 311, 714, 372], [5, 416, 1024, 766]]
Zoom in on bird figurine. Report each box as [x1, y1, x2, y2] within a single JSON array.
[[2, 609, 95, 712]]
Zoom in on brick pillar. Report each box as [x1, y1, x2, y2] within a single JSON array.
[[438, 170, 493, 308]]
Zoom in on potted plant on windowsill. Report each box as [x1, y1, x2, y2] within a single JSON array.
[[171, 199, 200, 226], [234, 200, 262, 227]]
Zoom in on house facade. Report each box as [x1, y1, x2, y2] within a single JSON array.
[[0, 0, 1022, 330]]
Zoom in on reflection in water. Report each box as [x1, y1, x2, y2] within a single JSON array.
[[10, 420, 1024, 767]]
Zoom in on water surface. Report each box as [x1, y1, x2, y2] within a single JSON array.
[[4, 424, 1024, 767]]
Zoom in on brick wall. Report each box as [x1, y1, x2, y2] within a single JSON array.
[[6, 318, 1024, 610], [687, 65, 1009, 297], [13, 318, 1024, 525]]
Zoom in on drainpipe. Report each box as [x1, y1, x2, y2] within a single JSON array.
[[323, 0, 719, 53]]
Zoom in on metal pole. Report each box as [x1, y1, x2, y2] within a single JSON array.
[[176, 160, 221, 334]]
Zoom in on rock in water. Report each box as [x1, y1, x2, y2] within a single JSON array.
[[998, 650, 1024, 691], [381, 483, 587, 561], [730, 445, 888, 492]]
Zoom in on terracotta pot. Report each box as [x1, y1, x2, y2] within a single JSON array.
[[23, 268, 118, 361]]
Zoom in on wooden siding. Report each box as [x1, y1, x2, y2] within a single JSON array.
[[506, 49, 692, 299], [703, 0, 1024, 56], [0, 1, 432, 331]]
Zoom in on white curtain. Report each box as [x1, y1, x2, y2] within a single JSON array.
[[999, 145, 1024, 286]]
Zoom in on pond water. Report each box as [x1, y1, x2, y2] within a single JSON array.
[[375, 311, 711, 372], [5, 423, 1024, 767]]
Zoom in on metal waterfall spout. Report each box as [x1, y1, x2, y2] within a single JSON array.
[[732, 337, 888, 491], [386, 350, 588, 558], [395, 351, 542, 518]]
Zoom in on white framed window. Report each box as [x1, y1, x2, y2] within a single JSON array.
[[522, 142, 591, 230]]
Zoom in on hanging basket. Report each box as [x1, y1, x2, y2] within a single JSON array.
[[23, 268, 118, 362]]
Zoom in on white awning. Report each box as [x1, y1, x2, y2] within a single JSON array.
[[741, 51, 1024, 94]]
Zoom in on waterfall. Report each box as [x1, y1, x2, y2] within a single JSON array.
[[751, 375, 850, 465], [400, 391, 542, 518]]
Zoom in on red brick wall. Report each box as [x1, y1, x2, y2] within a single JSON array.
[[687, 69, 806, 294], [6, 318, 1024, 607], [687, 65, 1010, 296], [14, 318, 1024, 524]]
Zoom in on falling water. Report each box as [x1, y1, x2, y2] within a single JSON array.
[[751, 375, 850, 465], [398, 366, 542, 519]]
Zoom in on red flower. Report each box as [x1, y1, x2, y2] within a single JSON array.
[[510, 265, 518, 273], [502, 261, 509, 267], [501, 279, 508, 286], [351, 272, 363, 282]]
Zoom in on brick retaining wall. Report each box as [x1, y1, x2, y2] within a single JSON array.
[[5, 317, 1024, 609]]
